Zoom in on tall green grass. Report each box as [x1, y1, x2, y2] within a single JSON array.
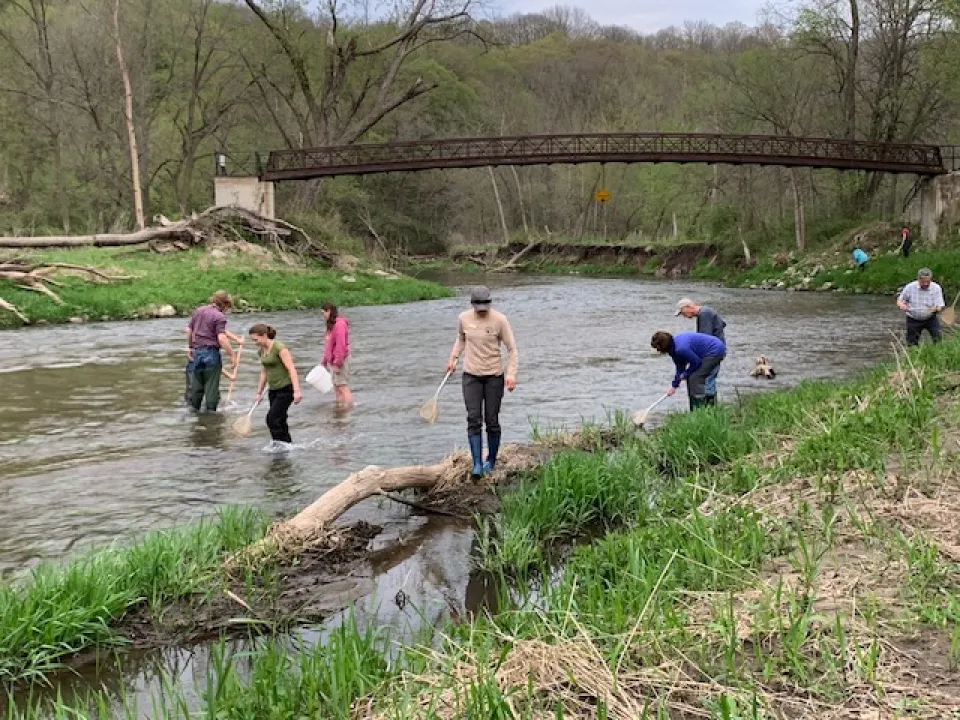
[[184, 620, 390, 720], [0, 507, 269, 683], [8, 618, 393, 720]]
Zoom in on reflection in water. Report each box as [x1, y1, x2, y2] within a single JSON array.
[[262, 455, 301, 501], [187, 413, 229, 450], [0, 276, 900, 574]]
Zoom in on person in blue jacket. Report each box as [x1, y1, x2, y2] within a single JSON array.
[[852, 246, 869, 272], [651, 330, 726, 410]]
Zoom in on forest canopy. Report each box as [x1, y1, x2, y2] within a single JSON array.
[[0, 0, 957, 253]]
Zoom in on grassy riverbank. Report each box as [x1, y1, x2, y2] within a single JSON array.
[[0, 247, 452, 330], [412, 223, 960, 296], [10, 337, 960, 717], [692, 247, 960, 296], [0, 508, 270, 684]]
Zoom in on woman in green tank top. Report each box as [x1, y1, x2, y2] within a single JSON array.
[[250, 323, 302, 444]]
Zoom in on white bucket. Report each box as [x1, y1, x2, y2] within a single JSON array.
[[305, 364, 334, 393]]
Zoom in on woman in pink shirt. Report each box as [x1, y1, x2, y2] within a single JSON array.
[[321, 303, 353, 409]]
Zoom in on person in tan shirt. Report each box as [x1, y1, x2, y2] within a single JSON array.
[[446, 286, 518, 477]]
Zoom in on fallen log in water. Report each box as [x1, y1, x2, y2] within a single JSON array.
[[229, 434, 605, 567]]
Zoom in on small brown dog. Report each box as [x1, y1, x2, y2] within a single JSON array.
[[750, 355, 776, 379]]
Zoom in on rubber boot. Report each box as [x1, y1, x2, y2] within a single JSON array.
[[483, 432, 501, 474], [689, 396, 706, 411], [704, 395, 717, 407], [468, 434, 485, 477]]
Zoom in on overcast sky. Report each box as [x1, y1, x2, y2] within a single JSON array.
[[497, 0, 769, 32]]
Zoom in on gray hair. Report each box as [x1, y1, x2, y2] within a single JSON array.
[[917, 268, 933, 279]]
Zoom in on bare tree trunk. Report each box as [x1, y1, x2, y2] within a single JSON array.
[[888, 175, 899, 220], [509, 165, 529, 237], [790, 168, 806, 252], [845, 0, 860, 139], [113, 0, 145, 231], [51, 134, 70, 233], [488, 166, 510, 246]]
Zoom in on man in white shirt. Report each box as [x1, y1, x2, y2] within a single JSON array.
[[897, 268, 945, 346]]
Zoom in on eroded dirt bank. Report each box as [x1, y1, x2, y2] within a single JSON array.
[[451, 241, 720, 276]]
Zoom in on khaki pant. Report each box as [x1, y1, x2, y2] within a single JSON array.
[[329, 357, 351, 386]]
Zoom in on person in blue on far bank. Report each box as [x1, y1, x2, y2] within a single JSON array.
[[852, 246, 869, 272], [651, 330, 726, 411]]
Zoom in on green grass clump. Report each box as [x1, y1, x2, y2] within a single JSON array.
[[0, 507, 269, 683], [639, 405, 760, 478], [186, 621, 390, 720], [546, 508, 779, 638], [0, 248, 452, 329], [483, 447, 662, 575]]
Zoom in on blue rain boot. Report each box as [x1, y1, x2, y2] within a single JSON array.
[[468, 434, 485, 477], [483, 432, 501, 474]]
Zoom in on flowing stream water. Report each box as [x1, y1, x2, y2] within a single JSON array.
[[0, 273, 903, 712]]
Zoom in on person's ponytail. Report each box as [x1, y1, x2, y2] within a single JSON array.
[[249, 323, 276, 339]]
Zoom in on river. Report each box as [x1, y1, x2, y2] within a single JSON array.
[[1, 273, 906, 714], [0, 274, 899, 574]]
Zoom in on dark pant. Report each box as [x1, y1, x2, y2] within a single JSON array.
[[906, 315, 941, 346], [266, 385, 294, 443], [189, 348, 222, 412], [463, 373, 504, 436], [184, 358, 196, 403], [687, 355, 724, 409]]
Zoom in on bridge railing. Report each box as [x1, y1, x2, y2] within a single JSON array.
[[263, 133, 946, 180]]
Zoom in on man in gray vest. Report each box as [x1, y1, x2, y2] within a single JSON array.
[[675, 298, 727, 406]]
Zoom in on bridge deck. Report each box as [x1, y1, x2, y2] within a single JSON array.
[[262, 133, 946, 181]]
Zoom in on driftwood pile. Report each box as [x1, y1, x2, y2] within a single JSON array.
[[0, 206, 334, 262], [0, 206, 336, 323], [0, 259, 134, 323]]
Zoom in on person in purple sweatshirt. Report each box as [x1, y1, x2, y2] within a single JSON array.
[[321, 302, 353, 409], [651, 330, 726, 411]]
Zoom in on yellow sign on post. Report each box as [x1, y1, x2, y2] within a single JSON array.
[[594, 189, 612, 203]]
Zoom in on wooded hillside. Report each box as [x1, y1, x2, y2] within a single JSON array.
[[1, 0, 958, 253]]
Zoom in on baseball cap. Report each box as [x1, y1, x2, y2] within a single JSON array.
[[471, 286, 492, 308], [674, 297, 695, 315]]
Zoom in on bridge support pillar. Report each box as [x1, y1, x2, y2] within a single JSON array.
[[214, 176, 275, 219], [919, 178, 939, 244], [904, 172, 960, 244]]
